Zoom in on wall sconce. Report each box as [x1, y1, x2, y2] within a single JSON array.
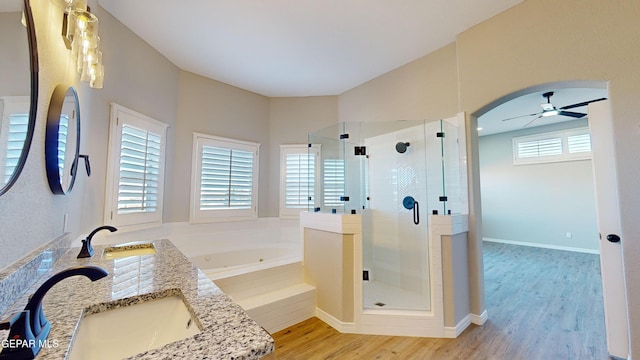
[[54, 0, 104, 88]]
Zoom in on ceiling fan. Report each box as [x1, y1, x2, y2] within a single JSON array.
[[501, 91, 607, 128]]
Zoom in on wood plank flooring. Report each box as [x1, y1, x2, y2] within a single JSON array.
[[271, 242, 608, 359]]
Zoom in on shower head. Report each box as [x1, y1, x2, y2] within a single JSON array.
[[395, 142, 410, 153]]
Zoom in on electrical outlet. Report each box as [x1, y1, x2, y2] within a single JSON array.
[[566, 232, 572, 239]]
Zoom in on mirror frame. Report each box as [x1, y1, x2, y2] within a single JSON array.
[[0, 0, 39, 196], [45, 85, 80, 195]]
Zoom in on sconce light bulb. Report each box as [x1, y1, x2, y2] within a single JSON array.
[[76, 15, 88, 31], [89, 64, 104, 89]]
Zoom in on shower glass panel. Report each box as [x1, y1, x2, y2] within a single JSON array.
[[363, 120, 431, 311], [440, 118, 463, 214], [308, 122, 348, 213], [308, 120, 460, 312]]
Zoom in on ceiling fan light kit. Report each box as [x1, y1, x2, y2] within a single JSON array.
[[501, 91, 607, 128]]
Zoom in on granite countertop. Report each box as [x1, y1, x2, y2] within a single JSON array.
[[0, 239, 274, 359]]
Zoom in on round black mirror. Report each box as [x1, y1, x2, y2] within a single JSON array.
[[45, 85, 80, 194], [0, 0, 38, 196]]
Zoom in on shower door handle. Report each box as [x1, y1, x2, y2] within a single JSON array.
[[402, 196, 420, 225]]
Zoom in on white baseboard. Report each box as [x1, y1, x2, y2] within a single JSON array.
[[444, 314, 471, 338], [483, 238, 599, 254], [315, 308, 356, 333], [470, 310, 488, 325]]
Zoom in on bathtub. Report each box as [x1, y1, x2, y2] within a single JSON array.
[[166, 218, 302, 280], [168, 218, 313, 334], [90, 218, 303, 278], [190, 243, 300, 280]]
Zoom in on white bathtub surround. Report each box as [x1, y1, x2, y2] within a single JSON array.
[[213, 262, 316, 333], [89, 217, 301, 250], [166, 217, 313, 334], [192, 244, 299, 280], [301, 211, 475, 338]]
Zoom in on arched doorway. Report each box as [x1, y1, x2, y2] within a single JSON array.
[[468, 80, 629, 359]]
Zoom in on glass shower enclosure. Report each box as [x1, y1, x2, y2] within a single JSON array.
[[308, 119, 463, 312]]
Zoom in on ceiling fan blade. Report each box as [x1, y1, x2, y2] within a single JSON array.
[[559, 97, 607, 110], [500, 111, 540, 122], [558, 110, 587, 118], [523, 115, 543, 128]]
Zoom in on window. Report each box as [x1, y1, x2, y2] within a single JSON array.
[[190, 133, 260, 222], [105, 103, 168, 228], [323, 158, 345, 208], [279, 145, 319, 218], [0, 97, 30, 184], [512, 127, 592, 165], [56, 113, 70, 183]]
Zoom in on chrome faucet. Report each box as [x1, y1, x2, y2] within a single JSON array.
[[77, 225, 118, 258], [0, 265, 108, 359]]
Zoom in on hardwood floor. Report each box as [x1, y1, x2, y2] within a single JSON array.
[[271, 242, 608, 359]]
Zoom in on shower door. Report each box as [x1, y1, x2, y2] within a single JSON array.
[[363, 123, 430, 311]]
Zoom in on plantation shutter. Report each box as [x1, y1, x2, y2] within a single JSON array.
[[516, 137, 563, 158], [199, 146, 254, 210], [567, 133, 591, 153], [323, 159, 345, 207], [2, 113, 29, 183], [512, 127, 592, 165], [56, 115, 69, 179], [117, 124, 161, 214], [285, 152, 315, 208]]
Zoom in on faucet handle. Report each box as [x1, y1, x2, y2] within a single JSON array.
[[0, 312, 22, 330], [0, 311, 38, 358], [77, 238, 94, 258]]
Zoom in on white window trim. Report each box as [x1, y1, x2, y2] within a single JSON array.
[[190, 132, 260, 223], [0, 96, 30, 183], [104, 103, 168, 229], [279, 144, 320, 219], [512, 127, 592, 165]]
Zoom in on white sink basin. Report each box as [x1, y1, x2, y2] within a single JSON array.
[[67, 292, 201, 360], [102, 243, 157, 259]]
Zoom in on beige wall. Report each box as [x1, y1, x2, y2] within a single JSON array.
[[442, 233, 470, 328], [0, 2, 76, 267], [304, 228, 354, 322], [456, 0, 640, 354], [84, 4, 180, 227], [171, 71, 270, 221], [339, 43, 459, 123], [0, 1, 180, 268], [268, 97, 338, 216]]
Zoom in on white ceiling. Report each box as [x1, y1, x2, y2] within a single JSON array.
[[5, 1, 608, 135], [97, 0, 523, 97]]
